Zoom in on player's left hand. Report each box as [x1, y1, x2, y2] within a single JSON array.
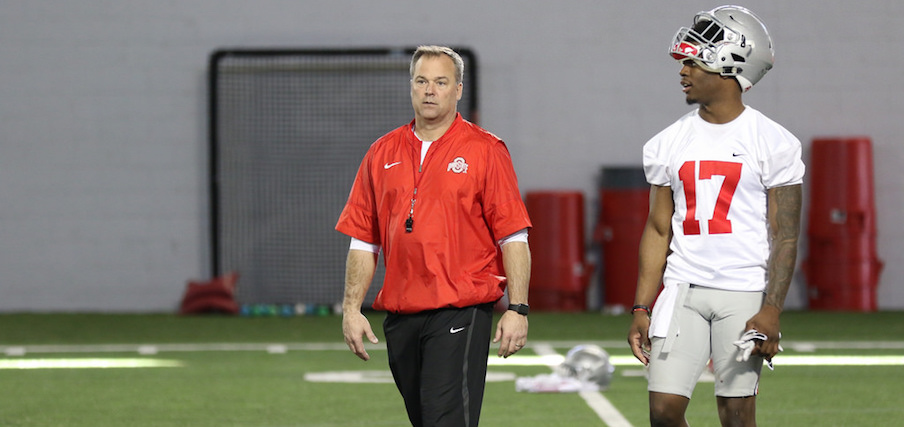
[[744, 305, 782, 361], [494, 310, 528, 358]]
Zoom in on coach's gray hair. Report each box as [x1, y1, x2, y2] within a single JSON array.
[[409, 45, 464, 84]]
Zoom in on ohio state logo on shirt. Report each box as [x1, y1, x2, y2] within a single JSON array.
[[447, 157, 468, 174]]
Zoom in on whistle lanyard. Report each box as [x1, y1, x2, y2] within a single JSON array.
[[405, 137, 433, 233], [405, 188, 417, 233]]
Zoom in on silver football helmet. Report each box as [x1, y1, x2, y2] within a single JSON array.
[[555, 345, 615, 388], [668, 5, 775, 92]]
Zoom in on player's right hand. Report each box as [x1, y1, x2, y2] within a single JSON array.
[[627, 315, 652, 366], [342, 311, 379, 361]]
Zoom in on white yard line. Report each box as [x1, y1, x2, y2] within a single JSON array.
[[529, 340, 904, 351], [579, 391, 634, 427], [1, 342, 351, 356], [5, 340, 904, 356], [3, 340, 903, 424], [532, 343, 633, 427]]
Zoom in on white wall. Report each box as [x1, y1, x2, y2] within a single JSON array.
[[1, 0, 901, 311]]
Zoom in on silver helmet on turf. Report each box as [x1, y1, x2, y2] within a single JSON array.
[[555, 344, 615, 389], [668, 5, 775, 92]]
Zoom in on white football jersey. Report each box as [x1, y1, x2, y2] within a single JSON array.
[[643, 106, 805, 292]]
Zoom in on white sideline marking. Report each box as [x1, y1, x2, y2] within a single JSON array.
[[532, 343, 633, 427], [530, 340, 904, 350], [489, 354, 904, 367], [0, 358, 184, 369], [304, 370, 517, 384], [4, 340, 904, 357], [266, 344, 288, 354], [2, 342, 352, 356]]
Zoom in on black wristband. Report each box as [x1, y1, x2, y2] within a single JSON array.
[[507, 303, 530, 316]]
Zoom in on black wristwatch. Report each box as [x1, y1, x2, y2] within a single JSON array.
[[507, 303, 530, 316]]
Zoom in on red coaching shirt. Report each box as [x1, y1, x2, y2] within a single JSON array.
[[336, 114, 532, 314]]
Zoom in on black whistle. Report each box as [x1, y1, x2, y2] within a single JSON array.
[[405, 217, 414, 233]]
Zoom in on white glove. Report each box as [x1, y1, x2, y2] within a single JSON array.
[[733, 329, 783, 370]]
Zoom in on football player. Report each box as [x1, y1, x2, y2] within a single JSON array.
[[627, 6, 805, 426]]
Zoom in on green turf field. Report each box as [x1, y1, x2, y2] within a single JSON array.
[[1, 311, 902, 426]]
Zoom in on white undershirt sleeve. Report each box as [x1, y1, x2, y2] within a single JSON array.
[[498, 228, 529, 247], [349, 237, 380, 254]]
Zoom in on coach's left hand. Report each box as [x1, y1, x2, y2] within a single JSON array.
[[494, 311, 528, 358]]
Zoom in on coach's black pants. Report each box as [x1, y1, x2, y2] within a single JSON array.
[[383, 303, 494, 427]]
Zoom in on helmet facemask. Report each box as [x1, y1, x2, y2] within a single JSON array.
[[670, 19, 739, 74], [668, 5, 774, 92]]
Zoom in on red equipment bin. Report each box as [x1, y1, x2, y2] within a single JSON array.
[[593, 167, 650, 313], [803, 137, 882, 311], [525, 191, 592, 311]]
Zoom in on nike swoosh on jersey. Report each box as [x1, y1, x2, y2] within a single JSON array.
[[450, 327, 466, 334], [384, 161, 402, 169]]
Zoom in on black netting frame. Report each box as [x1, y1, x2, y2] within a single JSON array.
[[209, 48, 478, 307]]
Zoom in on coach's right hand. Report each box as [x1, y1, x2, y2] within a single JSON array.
[[343, 311, 379, 361]]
